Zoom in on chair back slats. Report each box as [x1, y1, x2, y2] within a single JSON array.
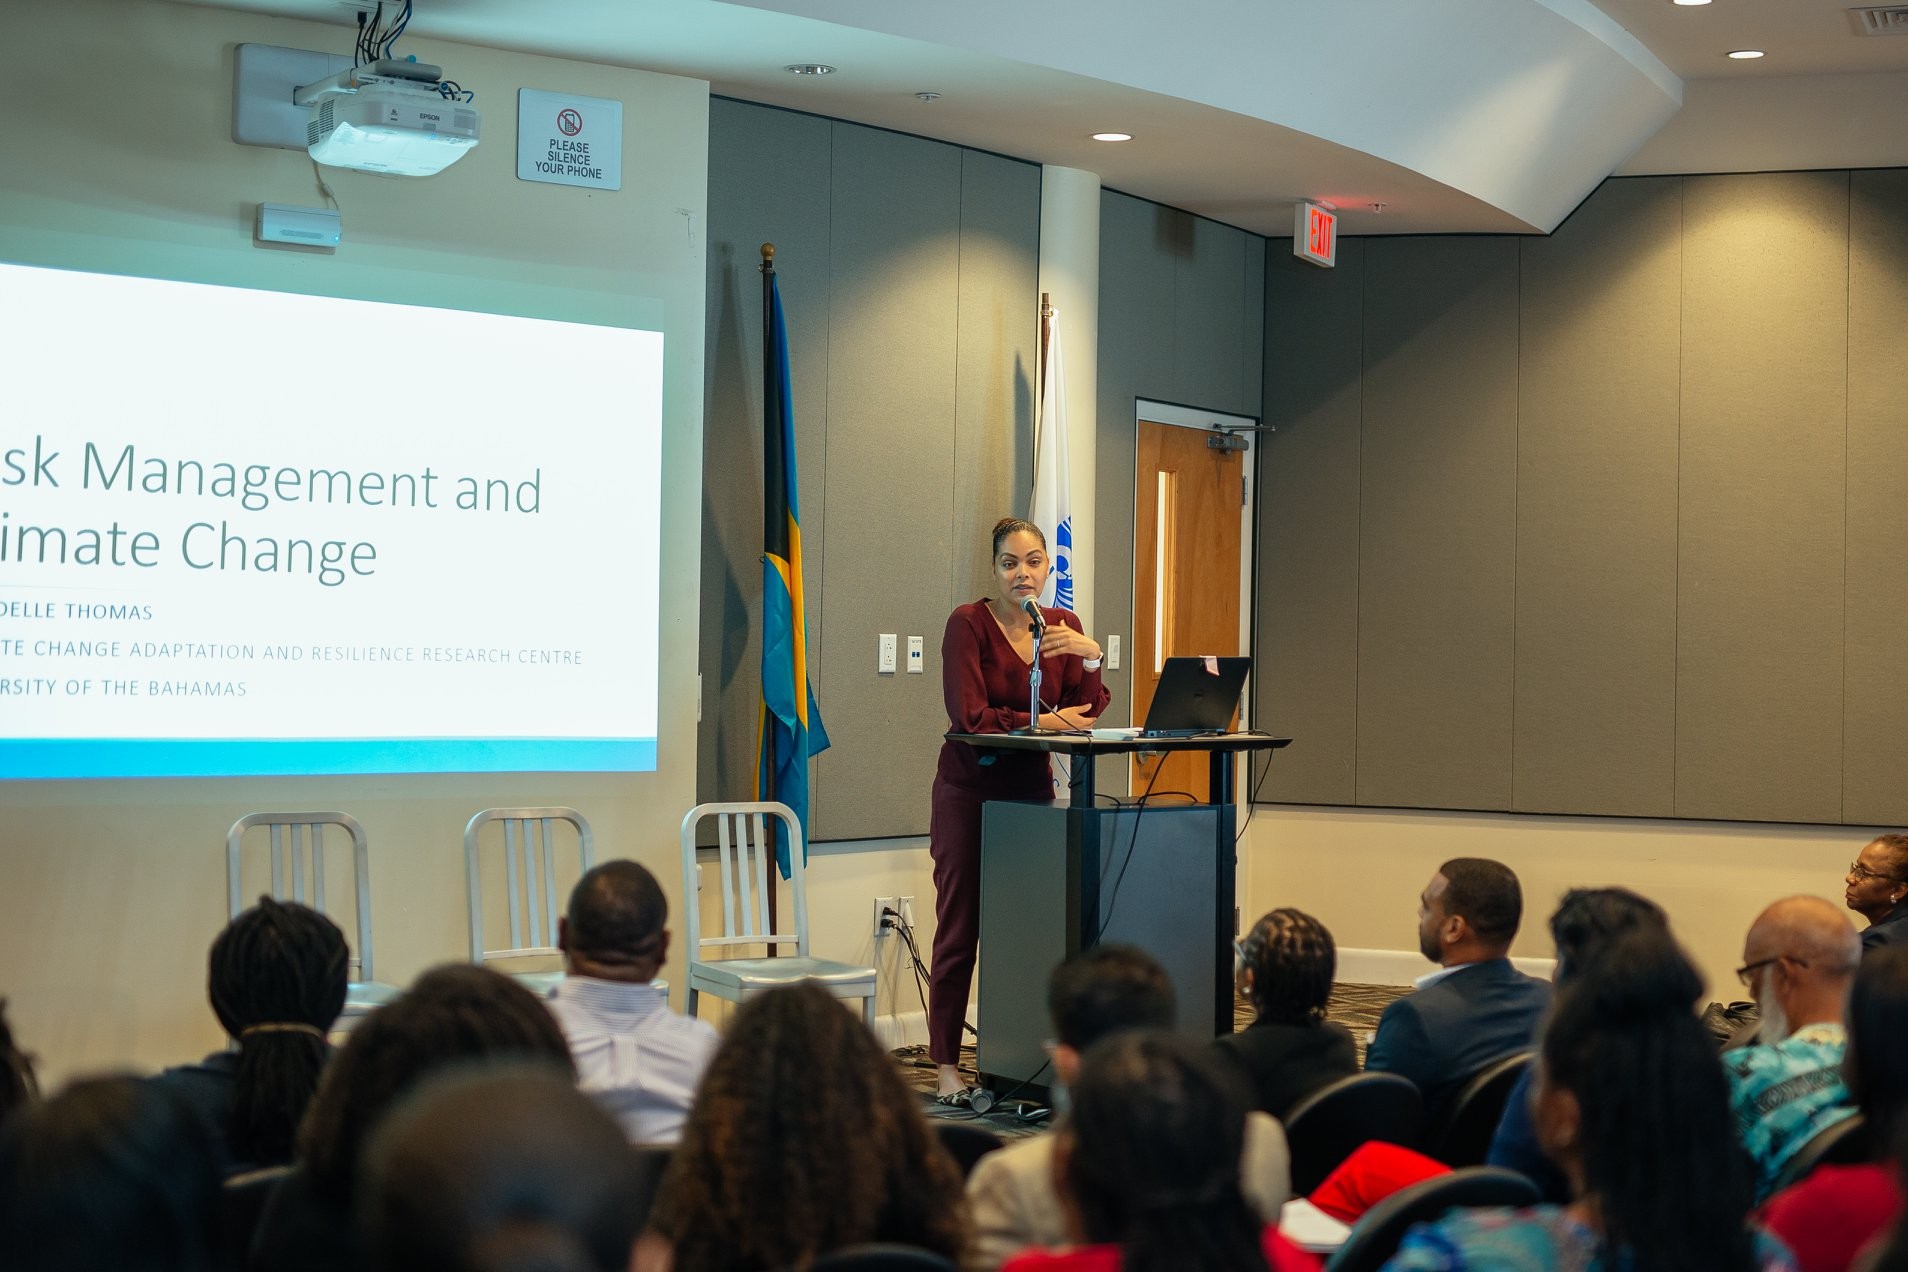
[[465, 808, 594, 965], [228, 812, 372, 982], [682, 803, 806, 954]]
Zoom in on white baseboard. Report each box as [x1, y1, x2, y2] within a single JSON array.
[[871, 1008, 932, 1051], [1337, 947, 1556, 987]]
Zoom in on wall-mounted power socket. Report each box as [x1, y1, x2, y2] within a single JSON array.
[[878, 633, 897, 674], [872, 895, 916, 939]]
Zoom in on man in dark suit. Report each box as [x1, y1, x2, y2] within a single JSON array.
[[1364, 857, 1551, 1127], [1845, 833, 1908, 952]]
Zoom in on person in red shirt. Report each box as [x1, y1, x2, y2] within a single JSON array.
[[1002, 1030, 1317, 1272], [1760, 946, 1908, 1271], [929, 517, 1109, 1100]]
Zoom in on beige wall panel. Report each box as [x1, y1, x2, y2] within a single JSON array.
[[1676, 172, 1848, 823], [811, 124, 963, 839], [1356, 238, 1520, 809], [701, 101, 833, 806], [1258, 240, 1364, 804], [1514, 178, 1682, 815], [951, 152, 1042, 607], [1844, 169, 1908, 826]]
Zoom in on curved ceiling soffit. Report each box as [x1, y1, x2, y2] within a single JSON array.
[[732, 0, 1684, 233]]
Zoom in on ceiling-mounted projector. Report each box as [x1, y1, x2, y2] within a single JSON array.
[[296, 62, 479, 176]]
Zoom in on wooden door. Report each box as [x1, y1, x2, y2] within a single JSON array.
[[1131, 420, 1245, 801]]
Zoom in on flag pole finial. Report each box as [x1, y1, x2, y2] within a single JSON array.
[[760, 243, 776, 270]]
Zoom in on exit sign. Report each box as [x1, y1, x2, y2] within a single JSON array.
[[1294, 201, 1337, 268]]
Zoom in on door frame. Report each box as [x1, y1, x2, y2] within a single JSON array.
[[1131, 397, 1259, 734]]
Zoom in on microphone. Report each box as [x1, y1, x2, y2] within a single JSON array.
[[1018, 595, 1046, 629]]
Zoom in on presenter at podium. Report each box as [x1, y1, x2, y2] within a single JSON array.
[[928, 517, 1110, 1101]]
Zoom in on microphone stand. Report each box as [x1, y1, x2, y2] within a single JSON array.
[[1027, 615, 1044, 733]]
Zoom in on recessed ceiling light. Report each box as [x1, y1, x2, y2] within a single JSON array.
[[784, 63, 836, 75], [1090, 132, 1133, 142], [1726, 48, 1766, 59], [1671, 0, 1711, 6]]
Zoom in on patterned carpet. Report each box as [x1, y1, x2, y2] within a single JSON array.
[[901, 982, 1405, 1136]]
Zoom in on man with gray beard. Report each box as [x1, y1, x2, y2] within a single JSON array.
[[1725, 895, 1860, 1201]]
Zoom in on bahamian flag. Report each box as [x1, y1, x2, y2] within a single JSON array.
[[1031, 306, 1075, 613], [757, 273, 830, 878]]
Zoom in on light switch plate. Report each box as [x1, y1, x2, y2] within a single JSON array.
[[1107, 634, 1122, 670]]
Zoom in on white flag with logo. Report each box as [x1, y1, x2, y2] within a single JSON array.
[[1031, 309, 1075, 613]]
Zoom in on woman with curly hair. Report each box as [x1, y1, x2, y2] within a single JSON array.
[[1214, 908, 1357, 1120], [251, 963, 575, 1272], [637, 981, 968, 1270]]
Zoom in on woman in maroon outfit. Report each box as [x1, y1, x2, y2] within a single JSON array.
[[930, 518, 1110, 1099]]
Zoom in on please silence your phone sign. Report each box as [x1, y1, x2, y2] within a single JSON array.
[[517, 89, 623, 191]]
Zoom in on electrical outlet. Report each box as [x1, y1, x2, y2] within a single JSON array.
[[1107, 634, 1122, 670], [872, 895, 916, 939], [907, 635, 924, 673], [878, 633, 897, 674]]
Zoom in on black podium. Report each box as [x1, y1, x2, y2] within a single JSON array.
[[944, 731, 1291, 1102]]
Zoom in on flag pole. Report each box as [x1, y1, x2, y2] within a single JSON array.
[[758, 241, 780, 941]]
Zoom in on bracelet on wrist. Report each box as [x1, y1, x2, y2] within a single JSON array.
[[1082, 657, 1103, 671]]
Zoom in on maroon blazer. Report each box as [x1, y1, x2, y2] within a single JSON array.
[[935, 599, 1109, 795]]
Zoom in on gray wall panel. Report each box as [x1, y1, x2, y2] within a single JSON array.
[[1675, 172, 1848, 824], [812, 122, 964, 840], [1095, 192, 1177, 743], [1174, 216, 1250, 415], [1356, 238, 1520, 810], [1513, 177, 1682, 816], [700, 101, 833, 808], [1844, 169, 1908, 826], [1258, 240, 1364, 803], [952, 151, 1041, 607], [1242, 235, 1267, 417]]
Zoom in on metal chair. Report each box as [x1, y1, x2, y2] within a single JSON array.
[[680, 802, 876, 1028], [465, 807, 595, 997], [803, 1247, 957, 1272], [932, 1120, 1007, 1179], [1424, 1050, 1532, 1167], [225, 812, 400, 1027], [1325, 1166, 1541, 1272], [1282, 1070, 1424, 1196]]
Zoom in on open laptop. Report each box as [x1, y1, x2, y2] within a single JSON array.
[[1140, 656, 1251, 737]]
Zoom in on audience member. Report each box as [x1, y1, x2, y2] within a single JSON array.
[[0, 998, 38, 1129], [0, 1074, 224, 1272], [361, 1064, 648, 1272], [547, 860, 718, 1144], [1486, 886, 1668, 1198], [637, 980, 967, 1271], [1383, 931, 1794, 1271], [150, 896, 347, 1175], [1003, 1030, 1317, 1272], [1365, 858, 1551, 1124], [1214, 909, 1357, 1120], [1847, 835, 1908, 953], [251, 963, 576, 1272], [969, 945, 1292, 1270], [1727, 895, 1861, 1201], [1759, 946, 1908, 1272]]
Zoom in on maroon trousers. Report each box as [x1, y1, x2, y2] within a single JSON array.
[[927, 773, 1047, 1065]]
